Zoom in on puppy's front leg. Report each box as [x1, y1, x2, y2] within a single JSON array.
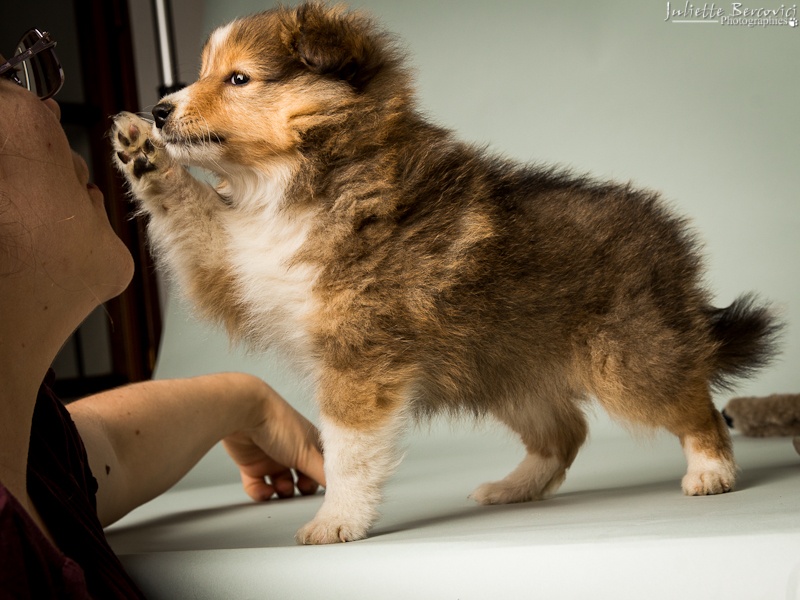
[[296, 391, 408, 544], [111, 112, 233, 312]]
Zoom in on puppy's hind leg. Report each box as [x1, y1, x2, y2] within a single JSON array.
[[592, 359, 736, 495], [673, 389, 736, 495], [471, 393, 588, 505]]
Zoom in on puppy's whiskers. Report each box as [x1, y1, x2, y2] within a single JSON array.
[[197, 113, 232, 177]]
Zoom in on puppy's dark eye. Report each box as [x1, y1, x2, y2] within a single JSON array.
[[229, 73, 250, 86]]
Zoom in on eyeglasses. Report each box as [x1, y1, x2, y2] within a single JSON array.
[[0, 29, 64, 100]]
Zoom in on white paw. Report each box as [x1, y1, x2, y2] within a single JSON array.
[[680, 435, 737, 496], [295, 517, 369, 545], [682, 466, 735, 495], [111, 112, 170, 181], [470, 480, 532, 505], [470, 453, 566, 505]]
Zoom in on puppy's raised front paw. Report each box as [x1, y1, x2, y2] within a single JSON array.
[[295, 517, 368, 545], [111, 112, 168, 180]]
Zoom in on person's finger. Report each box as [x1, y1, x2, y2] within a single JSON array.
[[296, 471, 321, 495], [270, 468, 296, 498], [241, 472, 276, 502]]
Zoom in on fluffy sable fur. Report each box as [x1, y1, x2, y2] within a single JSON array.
[[111, 2, 782, 544]]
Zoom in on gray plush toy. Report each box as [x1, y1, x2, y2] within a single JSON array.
[[723, 393, 800, 455]]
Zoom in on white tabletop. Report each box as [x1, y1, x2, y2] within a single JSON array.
[[107, 422, 800, 599]]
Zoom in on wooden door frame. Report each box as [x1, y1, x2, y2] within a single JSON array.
[[55, 0, 162, 397]]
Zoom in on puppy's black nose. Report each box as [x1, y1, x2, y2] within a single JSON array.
[[152, 102, 174, 129]]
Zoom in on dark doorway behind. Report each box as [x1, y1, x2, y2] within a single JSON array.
[[1, 0, 162, 399]]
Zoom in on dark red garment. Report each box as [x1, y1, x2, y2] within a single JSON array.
[[0, 372, 146, 599]]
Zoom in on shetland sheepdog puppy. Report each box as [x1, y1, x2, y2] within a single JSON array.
[[112, 2, 780, 544]]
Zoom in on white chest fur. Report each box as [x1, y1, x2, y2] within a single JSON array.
[[220, 169, 320, 364]]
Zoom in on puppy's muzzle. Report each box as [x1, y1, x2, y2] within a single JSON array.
[[152, 102, 175, 129]]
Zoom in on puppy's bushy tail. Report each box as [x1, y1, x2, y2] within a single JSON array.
[[707, 294, 783, 391]]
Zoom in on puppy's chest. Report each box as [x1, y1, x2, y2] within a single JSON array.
[[222, 205, 320, 345]]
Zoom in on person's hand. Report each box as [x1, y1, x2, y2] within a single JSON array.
[[222, 379, 326, 501]]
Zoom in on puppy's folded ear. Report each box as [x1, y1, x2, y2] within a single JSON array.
[[282, 2, 387, 91]]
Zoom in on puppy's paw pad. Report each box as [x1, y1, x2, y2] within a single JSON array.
[[295, 519, 367, 545], [111, 112, 165, 179], [682, 469, 735, 496]]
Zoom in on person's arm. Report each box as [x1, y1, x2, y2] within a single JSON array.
[[67, 373, 325, 527]]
